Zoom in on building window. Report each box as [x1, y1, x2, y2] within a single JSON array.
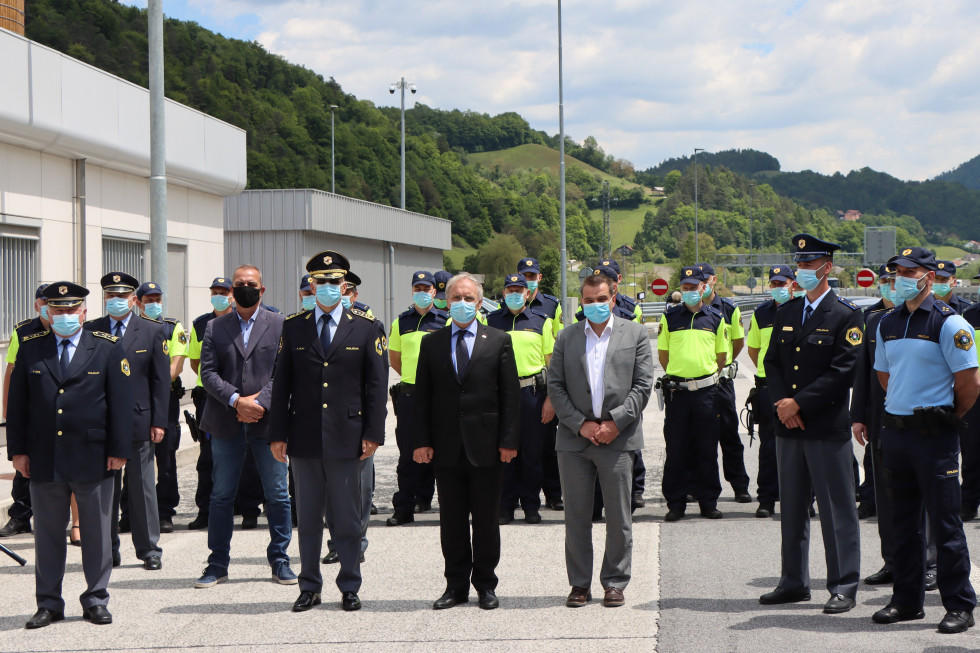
[[102, 238, 145, 281], [1, 236, 39, 341]]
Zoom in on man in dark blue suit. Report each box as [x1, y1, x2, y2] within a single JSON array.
[[84, 272, 170, 571], [271, 250, 388, 613], [8, 282, 133, 628]]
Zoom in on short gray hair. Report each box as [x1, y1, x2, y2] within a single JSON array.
[[445, 272, 484, 303]]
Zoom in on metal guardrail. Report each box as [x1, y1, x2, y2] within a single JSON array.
[[639, 294, 771, 320]]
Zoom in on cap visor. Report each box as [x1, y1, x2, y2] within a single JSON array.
[[891, 257, 918, 268], [792, 252, 829, 262]]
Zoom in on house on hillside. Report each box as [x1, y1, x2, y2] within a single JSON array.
[[964, 240, 980, 252], [843, 210, 862, 221]]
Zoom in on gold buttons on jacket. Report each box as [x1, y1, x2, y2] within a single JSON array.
[[323, 383, 328, 387], [322, 403, 328, 408], [323, 362, 329, 367], [57, 409, 63, 414], [57, 431, 63, 436], [794, 365, 799, 370], [59, 389, 64, 394], [792, 384, 797, 389], [795, 347, 801, 352]]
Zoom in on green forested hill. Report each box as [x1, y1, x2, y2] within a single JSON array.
[[935, 154, 980, 192]]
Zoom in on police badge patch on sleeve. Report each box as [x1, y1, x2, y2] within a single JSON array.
[[954, 329, 974, 352], [375, 335, 387, 356], [846, 326, 863, 346], [162, 340, 169, 356]]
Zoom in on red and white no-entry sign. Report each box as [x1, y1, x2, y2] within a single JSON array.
[[651, 278, 669, 296], [856, 268, 876, 288]]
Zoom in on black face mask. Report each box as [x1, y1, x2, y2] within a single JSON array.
[[232, 285, 261, 309]]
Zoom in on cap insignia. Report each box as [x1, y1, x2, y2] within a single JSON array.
[[902, 248, 912, 256], [112, 275, 121, 283], [526, 260, 532, 266], [774, 267, 780, 273], [798, 238, 805, 249], [938, 263, 945, 269], [418, 273, 424, 279], [58, 285, 68, 295], [324, 255, 332, 265]]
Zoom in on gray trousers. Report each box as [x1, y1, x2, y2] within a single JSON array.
[[31, 477, 114, 611], [292, 456, 373, 594], [558, 447, 634, 590], [776, 436, 861, 599], [111, 439, 162, 560]]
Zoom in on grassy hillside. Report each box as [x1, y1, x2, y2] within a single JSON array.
[[589, 204, 661, 252]]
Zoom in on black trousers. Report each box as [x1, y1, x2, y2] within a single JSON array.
[[501, 385, 546, 512], [881, 425, 976, 612], [664, 385, 721, 511], [959, 402, 980, 511], [754, 380, 779, 505], [8, 470, 32, 521], [434, 457, 504, 593], [392, 391, 436, 514], [715, 377, 750, 492]]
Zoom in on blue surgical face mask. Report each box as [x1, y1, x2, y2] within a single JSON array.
[[583, 301, 612, 324], [340, 295, 352, 310], [682, 290, 702, 307], [504, 293, 526, 310], [526, 280, 539, 291], [933, 282, 951, 297], [413, 291, 434, 309], [211, 295, 231, 311], [301, 295, 317, 311], [39, 304, 49, 321], [51, 313, 81, 337], [433, 298, 447, 310], [701, 284, 713, 301], [879, 284, 893, 303], [316, 281, 342, 307], [770, 287, 792, 304], [449, 300, 478, 324], [106, 297, 131, 318], [795, 265, 827, 292], [793, 290, 805, 299], [894, 274, 927, 303], [143, 302, 163, 320]]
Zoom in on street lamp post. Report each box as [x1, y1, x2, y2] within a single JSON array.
[[748, 181, 756, 278], [694, 147, 704, 262], [329, 104, 338, 194], [389, 78, 416, 210]]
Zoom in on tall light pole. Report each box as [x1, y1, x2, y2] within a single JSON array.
[[694, 147, 704, 262], [557, 0, 568, 323], [148, 0, 167, 312], [389, 78, 416, 210], [748, 181, 756, 278], [329, 104, 338, 194]]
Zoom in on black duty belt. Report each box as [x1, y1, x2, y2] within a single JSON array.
[[754, 377, 768, 388]]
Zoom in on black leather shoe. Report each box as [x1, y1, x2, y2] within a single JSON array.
[[823, 593, 856, 614], [925, 571, 938, 591], [341, 591, 361, 611], [499, 510, 514, 525], [25, 608, 64, 629], [82, 605, 113, 625], [700, 508, 723, 519], [524, 509, 542, 524], [857, 503, 876, 519], [545, 497, 564, 511], [734, 491, 752, 504], [864, 567, 894, 585], [143, 555, 162, 571], [370, 503, 378, 515], [414, 501, 432, 513], [756, 503, 774, 518], [159, 518, 174, 534], [187, 513, 208, 530], [633, 493, 646, 508], [322, 549, 339, 564], [872, 604, 925, 624], [0, 516, 32, 537], [938, 610, 975, 633], [664, 509, 684, 522], [292, 590, 321, 612], [111, 551, 121, 568], [961, 506, 978, 522], [760, 588, 811, 605], [241, 514, 258, 530], [117, 517, 131, 534], [386, 512, 414, 526], [478, 589, 499, 610], [433, 589, 468, 610]]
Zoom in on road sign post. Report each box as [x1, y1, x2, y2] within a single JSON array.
[[651, 278, 668, 296]]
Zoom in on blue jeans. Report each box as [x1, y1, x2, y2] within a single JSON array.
[[207, 425, 292, 571]]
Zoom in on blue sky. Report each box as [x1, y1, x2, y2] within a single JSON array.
[[126, 1, 980, 181]]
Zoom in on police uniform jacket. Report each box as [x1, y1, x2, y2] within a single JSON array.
[[849, 305, 889, 432], [85, 313, 171, 440], [943, 293, 973, 315], [6, 330, 133, 482], [5, 316, 47, 364], [764, 291, 864, 440], [269, 307, 388, 459]]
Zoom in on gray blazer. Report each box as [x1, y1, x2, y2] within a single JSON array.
[[199, 305, 285, 441], [547, 315, 654, 452]]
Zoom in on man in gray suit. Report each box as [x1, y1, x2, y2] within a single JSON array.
[[196, 264, 296, 588], [547, 271, 654, 608]]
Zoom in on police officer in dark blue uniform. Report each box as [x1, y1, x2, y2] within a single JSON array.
[[934, 261, 972, 314], [960, 298, 980, 521], [871, 246, 979, 633], [8, 282, 133, 628], [270, 250, 389, 613]]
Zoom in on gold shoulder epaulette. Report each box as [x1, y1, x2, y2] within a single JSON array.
[[21, 330, 50, 343], [286, 311, 307, 321], [13, 318, 32, 330], [139, 313, 163, 323], [351, 308, 375, 322], [91, 331, 120, 343]]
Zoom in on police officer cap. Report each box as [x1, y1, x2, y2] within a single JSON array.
[[768, 266, 796, 283], [503, 273, 528, 290], [306, 250, 350, 281], [935, 260, 957, 278], [210, 276, 232, 290], [598, 259, 621, 275], [35, 283, 49, 299], [592, 266, 618, 282], [136, 281, 163, 299], [345, 271, 362, 287], [299, 275, 313, 292], [791, 233, 841, 262], [409, 271, 435, 287], [890, 246, 938, 271], [877, 263, 894, 280], [697, 262, 715, 277], [517, 258, 540, 274], [100, 271, 139, 293], [679, 266, 704, 284], [42, 281, 89, 308], [433, 270, 452, 300]]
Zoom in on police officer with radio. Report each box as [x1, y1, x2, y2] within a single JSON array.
[[871, 247, 979, 634]]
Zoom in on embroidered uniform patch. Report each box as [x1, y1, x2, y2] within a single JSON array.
[[954, 329, 974, 352], [846, 327, 863, 346], [121, 359, 131, 376]]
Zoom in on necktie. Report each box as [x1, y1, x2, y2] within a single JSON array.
[[803, 305, 813, 325], [319, 314, 331, 353], [455, 330, 469, 378], [114, 321, 123, 338], [60, 339, 70, 376]]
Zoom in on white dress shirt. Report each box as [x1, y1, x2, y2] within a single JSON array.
[[803, 287, 832, 324], [450, 318, 479, 373], [584, 317, 613, 419]]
